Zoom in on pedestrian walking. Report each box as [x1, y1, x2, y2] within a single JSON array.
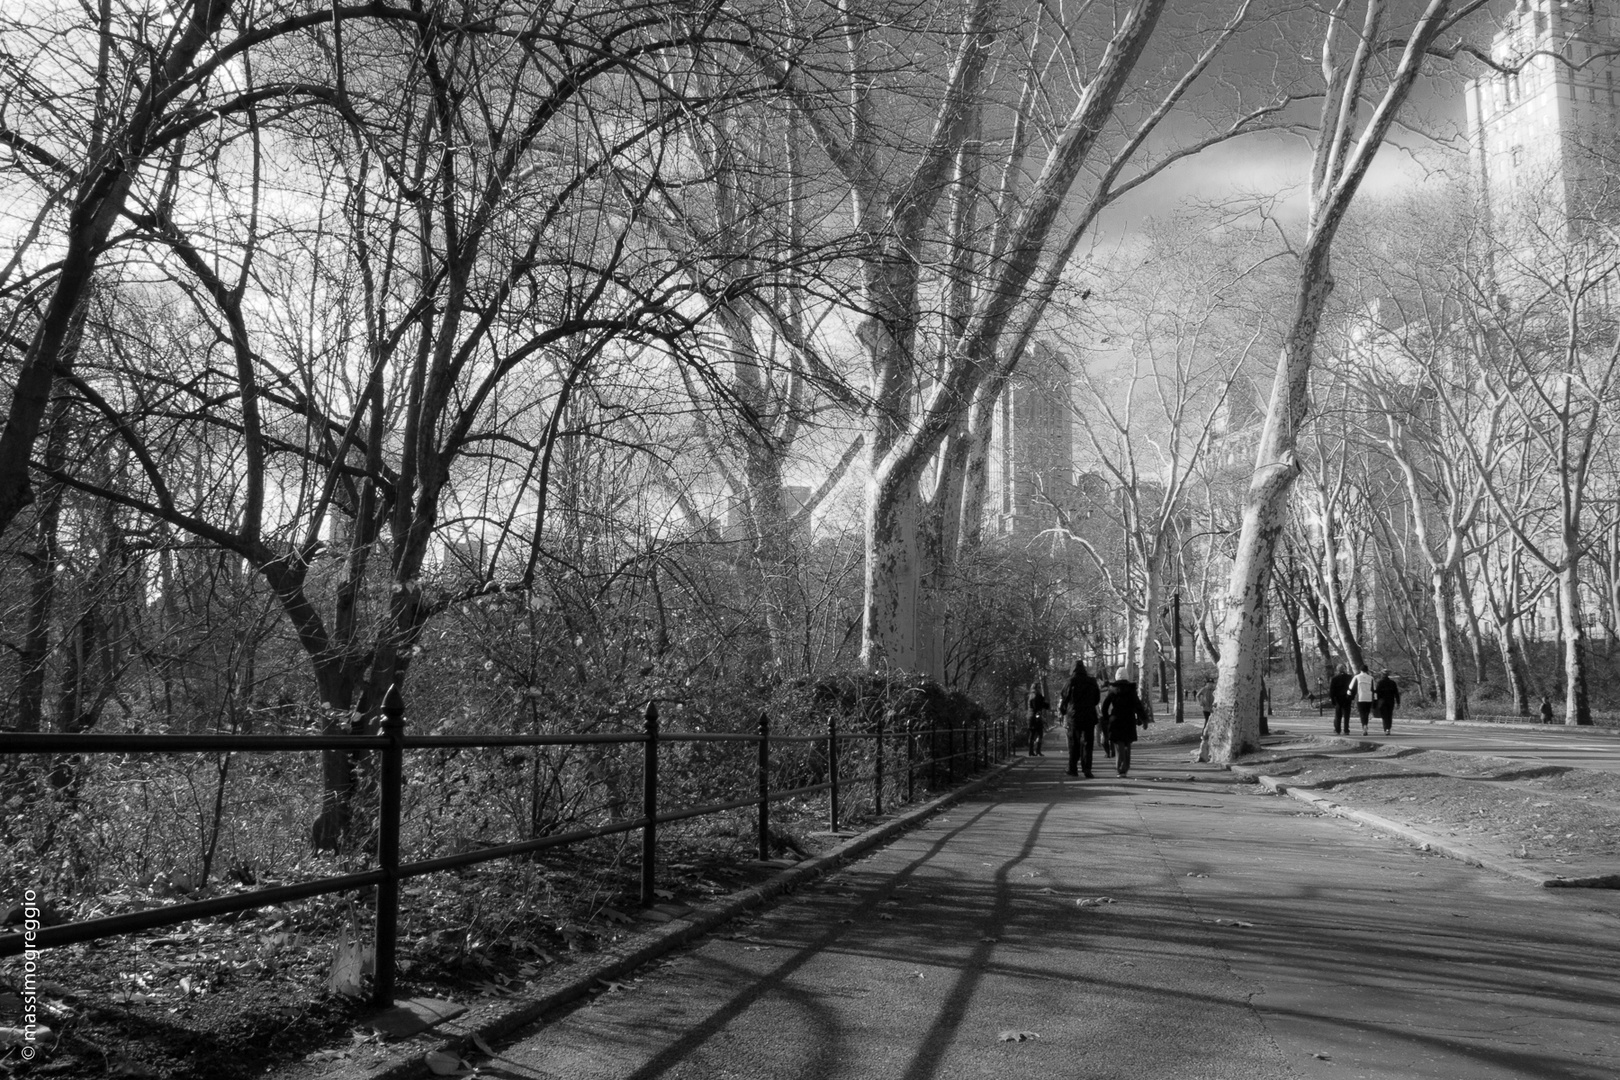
[[1373, 670, 1400, 734], [1196, 679, 1216, 723], [1062, 660, 1101, 778], [1329, 665, 1353, 735], [1102, 668, 1150, 777], [1539, 695, 1555, 725], [1027, 679, 1049, 756], [1098, 677, 1115, 759], [1351, 664, 1376, 735]]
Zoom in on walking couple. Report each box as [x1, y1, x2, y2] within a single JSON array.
[[1058, 661, 1150, 778]]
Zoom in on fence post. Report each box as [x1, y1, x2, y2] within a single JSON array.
[[906, 719, 915, 802], [757, 711, 770, 862], [828, 713, 840, 833], [874, 709, 884, 817], [373, 684, 405, 1007], [641, 701, 659, 907]]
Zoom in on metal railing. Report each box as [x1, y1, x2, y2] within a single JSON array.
[[0, 699, 1010, 1004]]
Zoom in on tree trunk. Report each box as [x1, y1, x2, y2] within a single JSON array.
[[1208, 263, 1334, 761], [1277, 582, 1311, 698], [1454, 557, 1489, 686], [1558, 560, 1591, 725], [863, 469, 927, 672], [1321, 522, 1364, 671], [1430, 568, 1464, 722]]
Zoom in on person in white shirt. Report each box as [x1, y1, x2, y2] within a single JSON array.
[[1351, 664, 1377, 734]]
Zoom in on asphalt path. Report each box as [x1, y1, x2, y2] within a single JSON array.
[[470, 742, 1620, 1080], [1268, 710, 1620, 773]]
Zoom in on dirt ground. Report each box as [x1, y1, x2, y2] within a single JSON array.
[[1228, 737, 1620, 872]]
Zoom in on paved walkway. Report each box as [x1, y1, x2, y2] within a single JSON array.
[[460, 743, 1620, 1080]]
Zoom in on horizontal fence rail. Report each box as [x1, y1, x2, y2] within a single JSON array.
[[1, 700, 1011, 1005]]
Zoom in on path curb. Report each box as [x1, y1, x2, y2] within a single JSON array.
[[300, 758, 1025, 1080], [1233, 768, 1619, 890], [1404, 718, 1620, 736]]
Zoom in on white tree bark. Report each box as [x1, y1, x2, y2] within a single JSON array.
[[1204, 0, 1471, 761]]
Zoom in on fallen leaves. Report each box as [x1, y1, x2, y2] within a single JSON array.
[[998, 1030, 1040, 1042]]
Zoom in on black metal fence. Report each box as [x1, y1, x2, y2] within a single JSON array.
[[0, 700, 1012, 1004]]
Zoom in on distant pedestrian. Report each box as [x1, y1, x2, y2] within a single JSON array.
[[1196, 679, 1216, 723], [1102, 669, 1150, 777], [1373, 670, 1400, 733], [1027, 679, 1049, 756], [1351, 664, 1376, 735], [1539, 695, 1555, 725], [1062, 660, 1101, 778], [1098, 678, 1114, 759], [1329, 665, 1353, 735]]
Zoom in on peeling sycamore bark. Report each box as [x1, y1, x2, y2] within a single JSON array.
[[1205, 0, 1473, 760]]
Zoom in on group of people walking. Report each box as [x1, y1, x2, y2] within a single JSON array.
[[1027, 658, 1412, 774], [1327, 664, 1400, 735], [1027, 662, 1150, 779]]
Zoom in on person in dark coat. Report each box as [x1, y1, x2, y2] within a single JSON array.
[[1373, 670, 1401, 733], [1027, 679, 1049, 756], [1061, 660, 1102, 778], [1101, 670, 1150, 777], [1329, 665, 1353, 735], [1097, 678, 1115, 759]]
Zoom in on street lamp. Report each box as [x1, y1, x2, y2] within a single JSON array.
[[1172, 592, 1184, 724]]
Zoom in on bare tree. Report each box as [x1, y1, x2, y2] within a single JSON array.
[[20, 1, 784, 834], [752, 0, 1284, 676], [1054, 220, 1272, 706], [1205, 0, 1490, 760], [1452, 197, 1620, 725]]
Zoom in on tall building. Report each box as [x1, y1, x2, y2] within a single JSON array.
[[1465, 0, 1620, 242], [986, 341, 1074, 538], [1459, 1, 1618, 645]]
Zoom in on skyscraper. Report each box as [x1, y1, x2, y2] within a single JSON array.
[[1465, 0, 1620, 241], [986, 341, 1074, 539]]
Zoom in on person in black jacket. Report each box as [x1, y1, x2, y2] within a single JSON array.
[[1061, 661, 1101, 778], [1027, 679, 1049, 756], [1329, 665, 1354, 735], [1373, 670, 1401, 733], [1101, 670, 1150, 777], [1097, 679, 1115, 759]]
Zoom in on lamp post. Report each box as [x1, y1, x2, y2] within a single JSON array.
[[1172, 592, 1184, 723]]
